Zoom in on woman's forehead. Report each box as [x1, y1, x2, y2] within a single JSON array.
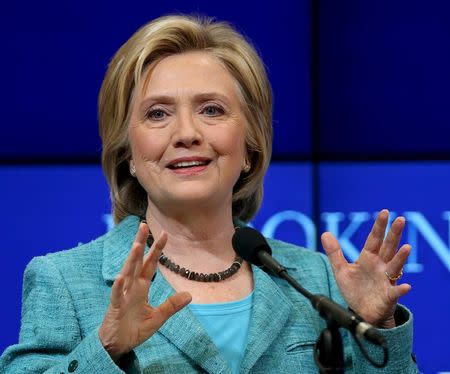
[[138, 51, 241, 103]]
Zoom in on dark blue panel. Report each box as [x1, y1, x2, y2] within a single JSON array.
[[319, 162, 450, 373], [319, 1, 450, 156], [3, 0, 310, 158]]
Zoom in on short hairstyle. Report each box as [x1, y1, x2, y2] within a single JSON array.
[[99, 14, 273, 223]]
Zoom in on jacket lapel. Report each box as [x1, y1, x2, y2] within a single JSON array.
[[240, 265, 293, 373], [146, 272, 231, 374]]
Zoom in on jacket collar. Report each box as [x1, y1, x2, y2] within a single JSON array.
[[101, 215, 299, 282], [101, 215, 294, 373]]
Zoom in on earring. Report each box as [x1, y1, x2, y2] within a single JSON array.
[[130, 164, 136, 177], [242, 159, 251, 173]]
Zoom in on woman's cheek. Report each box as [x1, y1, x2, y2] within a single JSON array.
[[132, 130, 167, 162], [211, 125, 246, 154]]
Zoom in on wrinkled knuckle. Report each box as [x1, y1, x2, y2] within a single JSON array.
[[166, 298, 178, 313], [387, 290, 398, 304]]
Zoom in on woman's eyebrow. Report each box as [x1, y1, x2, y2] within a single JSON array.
[[138, 95, 175, 111], [139, 92, 231, 110], [191, 92, 230, 104]]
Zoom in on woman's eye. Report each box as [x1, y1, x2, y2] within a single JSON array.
[[146, 109, 166, 121], [202, 105, 224, 116]]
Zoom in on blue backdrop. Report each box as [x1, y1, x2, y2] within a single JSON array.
[[2, 163, 450, 373], [2, 1, 450, 373]]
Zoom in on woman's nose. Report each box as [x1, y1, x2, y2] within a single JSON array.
[[172, 111, 203, 148]]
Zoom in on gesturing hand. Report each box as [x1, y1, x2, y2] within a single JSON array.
[[99, 223, 192, 361], [321, 209, 411, 329]]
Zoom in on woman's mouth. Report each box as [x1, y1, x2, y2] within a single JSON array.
[[167, 158, 211, 174]]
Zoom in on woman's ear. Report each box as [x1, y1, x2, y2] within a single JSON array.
[[242, 154, 251, 173], [129, 159, 136, 177]]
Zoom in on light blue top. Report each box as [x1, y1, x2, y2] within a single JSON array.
[[189, 292, 254, 374]]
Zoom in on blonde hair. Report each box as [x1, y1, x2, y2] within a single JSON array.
[[99, 14, 273, 223]]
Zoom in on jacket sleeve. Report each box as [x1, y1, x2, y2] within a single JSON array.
[[319, 254, 419, 373], [0, 256, 141, 374]]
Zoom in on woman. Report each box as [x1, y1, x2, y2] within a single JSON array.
[[0, 15, 417, 373]]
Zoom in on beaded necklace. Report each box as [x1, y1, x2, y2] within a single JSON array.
[[142, 219, 243, 282]]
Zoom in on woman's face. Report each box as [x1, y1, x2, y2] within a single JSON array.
[[128, 51, 248, 212]]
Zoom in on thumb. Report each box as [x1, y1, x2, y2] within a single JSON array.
[[153, 291, 192, 324], [321, 232, 347, 273]]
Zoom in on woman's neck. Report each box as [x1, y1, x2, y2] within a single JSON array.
[[144, 202, 238, 271]]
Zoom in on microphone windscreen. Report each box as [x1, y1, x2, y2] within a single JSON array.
[[232, 227, 272, 266]]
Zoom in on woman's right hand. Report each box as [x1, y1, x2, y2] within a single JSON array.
[[98, 222, 192, 362]]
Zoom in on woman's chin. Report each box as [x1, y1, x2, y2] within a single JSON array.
[[162, 189, 230, 211]]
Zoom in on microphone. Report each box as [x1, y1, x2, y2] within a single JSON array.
[[232, 227, 385, 346]]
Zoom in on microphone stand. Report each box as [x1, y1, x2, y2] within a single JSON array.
[[258, 251, 387, 373], [315, 320, 344, 373], [279, 269, 345, 373]]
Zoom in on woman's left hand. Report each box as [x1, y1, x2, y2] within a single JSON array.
[[321, 209, 412, 329]]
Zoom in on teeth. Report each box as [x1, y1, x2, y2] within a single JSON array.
[[172, 160, 207, 168]]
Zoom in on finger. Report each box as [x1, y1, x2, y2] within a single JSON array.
[[142, 231, 168, 279], [110, 275, 125, 308], [387, 283, 411, 302], [379, 216, 405, 262], [133, 223, 150, 278], [135, 222, 150, 246], [386, 244, 411, 283], [121, 223, 148, 279], [121, 248, 139, 293], [362, 209, 389, 254], [321, 232, 348, 273], [153, 292, 192, 323]]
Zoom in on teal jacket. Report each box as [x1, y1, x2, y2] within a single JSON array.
[[0, 216, 418, 373]]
